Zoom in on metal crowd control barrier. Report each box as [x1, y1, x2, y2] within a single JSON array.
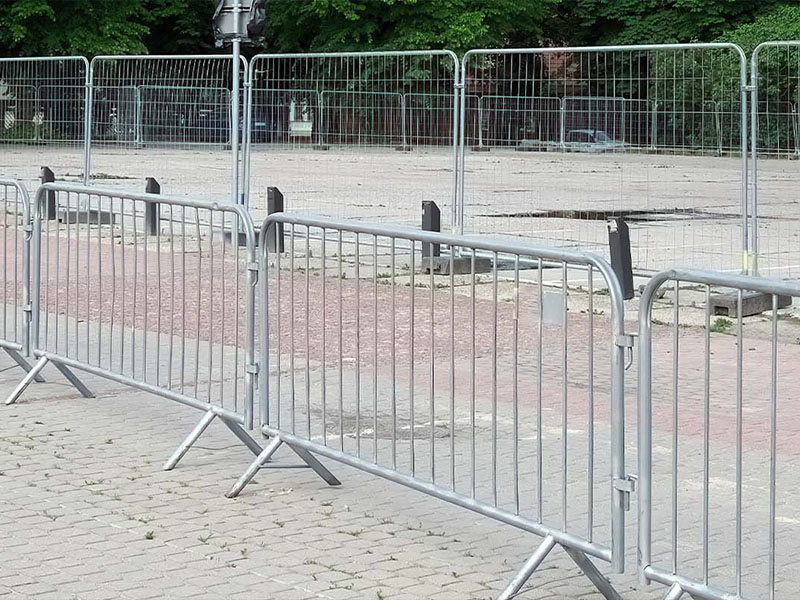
[[228, 213, 634, 599], [0, 178, 43, 379], [750, 42, 800, 280], [244, 51, 460, 230], [459, 44, 749, 276], [5, 183, 262, 470], [638, 269, 800, 600]]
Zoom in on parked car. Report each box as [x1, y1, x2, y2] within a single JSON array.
[[563, 129, 627, 153]]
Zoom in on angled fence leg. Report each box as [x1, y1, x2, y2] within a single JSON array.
[[284, 442, 341, 487], [219, 415, 264, 458], [226, 437, 284, 498], [51, 361, 94, 398], [497, 535, 557, 600], [4, 348, 45, 382], [163, 409, 218, 471], [662, 584, 685, 600], [5, 356, 48, 405], [562, 546, 623, 600]]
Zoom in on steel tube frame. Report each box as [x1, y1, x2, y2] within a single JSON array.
[[638, 267, 800, 600], [458, 43, 750, 271], [244, 50, 461, 230], [231, 212, 630, 595], [4, 182, 259, 468]]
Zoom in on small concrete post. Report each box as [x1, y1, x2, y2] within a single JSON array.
[[40, 166, 56, 221], [608, 217, 634, 300], [144, 177, 160, 236], [421, 201, 440, 259], [266, 187, 284, 253]]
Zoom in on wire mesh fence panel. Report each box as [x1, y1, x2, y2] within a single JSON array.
[[88, 56, 245, 204], [26, 184, 257, 427], [0, 57, 88, 192], [0, 179, 31, 358], [752, 42, 800, 280], [227, 213, 632, 597], [245, 52, 460, 230], [460, 45, 748, 275], [639, 269, 800, 600]]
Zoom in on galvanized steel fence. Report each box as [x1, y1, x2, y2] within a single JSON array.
[[638, 269, 800, 600], [459, 44, 750, 275], [0, 57, 89, 190], [750, 42, 800, 280], [0, 178, 39, 377], [244, 51, 460, 230], [226, 213, 634, 598], [5, 183, 262, 469]]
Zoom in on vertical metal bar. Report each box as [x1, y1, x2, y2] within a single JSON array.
[[449, 247, 456, 492], [736, 289, 743, 596], [305, 226, 311, 438], [492, 251, 498, 507], [373, 234, 379, 463], [513, 255, 520, 515], [769, 293, 778, 600], [562, 262, 568, 531], [355, 233, 361, 457], [410, 240, 416, 476], [537, 257, 543, 523], [338, 230, 344, 451], [321, 227, 327, 445], [429, 240, 436, 483], [672, 280, 680, 574], [290, 224, 296, 433], [470, 248, 476, 499], [391, 237, 397, 470], [587, 264, 595, 541], [703, 285, 711, 585]]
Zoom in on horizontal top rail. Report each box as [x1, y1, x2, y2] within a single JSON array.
[[36, 183, 256, 248], [641, 267, 800, 302], [0, 56, 89, 67], [464, 42, 747, 61]]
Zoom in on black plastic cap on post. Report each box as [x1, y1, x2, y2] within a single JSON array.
[[40, 166, 56, 221], [144, 177, 160, 236], [421, 201, 441, 258], [267, 187, 285, 253], [607, 217, 635, 300]]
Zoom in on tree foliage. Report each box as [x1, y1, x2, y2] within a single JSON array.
[[1, 0, 799, 58], [265, 0, 556, 55]]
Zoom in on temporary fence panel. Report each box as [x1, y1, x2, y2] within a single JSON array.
[[460, 44, 749, 275], [227, 213, 634, 599], [751, 42, 800, 279], [5, 183, 261, 469], [638, 268, 800, 600], [0, 57, 88, 191], [244, 51, 460, 230], [88, 55, 246, 204], [0, 178, 38, 376]]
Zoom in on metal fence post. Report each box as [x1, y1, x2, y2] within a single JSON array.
[[266, 187, 284, 253], [40, 167, 56, 221], [421, 200, 441, 259], [144, 177, 160, 236]]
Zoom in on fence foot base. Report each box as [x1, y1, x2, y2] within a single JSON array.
[[163, 409, 264, 471], [226, 437, 284, 498], [5, 356, 49, 405], [225, 435, 341, 498], [663, 584, 684, 600], [51, 360, 94, 398], [497, 535, 557, 600], [4, 348, 45, 382], [562, 546, 623, 600]]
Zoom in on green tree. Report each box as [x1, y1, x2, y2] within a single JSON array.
[[265, 0, 557, 55], [0, 0, 150, 57], [550, 0, 785, 46]]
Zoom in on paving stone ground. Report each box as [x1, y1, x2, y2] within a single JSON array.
[[0, 358, 653, 600]]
